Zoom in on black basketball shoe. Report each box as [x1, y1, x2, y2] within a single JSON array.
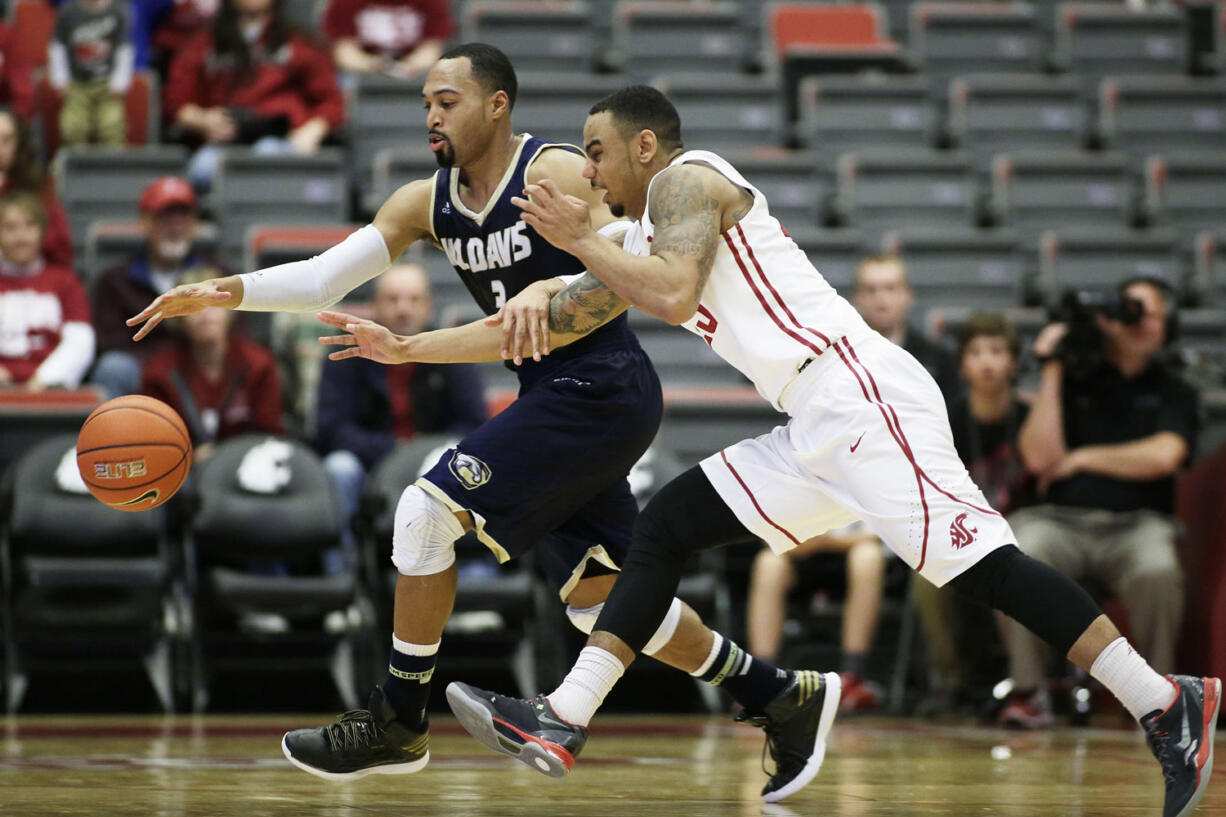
[[445, 681, 588, 777], [281, 687, 430, 780], [734, 670, 841, 803], [1141, 674, 1220, 817]]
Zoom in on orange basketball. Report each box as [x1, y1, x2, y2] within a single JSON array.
[[76, 395, 193, 512]]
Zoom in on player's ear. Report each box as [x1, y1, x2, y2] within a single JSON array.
[[489, 89, 510, 121], [636, 129, 658, 164]]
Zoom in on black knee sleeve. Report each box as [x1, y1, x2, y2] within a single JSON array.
[[594, 465, 754, 653], [947, 545, 1103, 657]]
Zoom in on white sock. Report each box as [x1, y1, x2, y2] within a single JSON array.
[[1089, 637, 1178, 721], [392, 635, 439, 657], [546, 646, 626, 727]]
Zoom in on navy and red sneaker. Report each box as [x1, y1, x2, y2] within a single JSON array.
[[445, 681, 587, 778], [1141, 675, 1220, 817]]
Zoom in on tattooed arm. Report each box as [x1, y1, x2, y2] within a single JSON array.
[[514, 165, 745, 324]]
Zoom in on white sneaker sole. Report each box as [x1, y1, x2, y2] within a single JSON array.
[[445, 682, 572, 778], [280, 734, 429, 781], [1177, 676, 1221, 817], [762, 671, 842, 803]]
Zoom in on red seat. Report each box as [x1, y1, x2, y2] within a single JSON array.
[[37, 70, 159, 157], [768, 3, 898, 56], [244, 224, 362, 272], [9, 0, 54, 72]]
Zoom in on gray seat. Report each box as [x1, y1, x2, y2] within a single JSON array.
[[911, 2, 1044, 93], [881, 226, 1025, 311], [1053, 3, 1186, 86], [1177, 308, 1226, 369], [948, 74, 1087, 160], [514, 73, 626, 146], [611, 0, 745, 75], [52, 145, 188, 248], [349, 75, 427, 202], [652, 72, 785, 151], [787, 226, 868, 294], [797, 75, 934, 160], [462, 1, 596, 73], [1098, 76, 1226, 157], [657, 391, 782, 467], [184, 434, 375, 711], [1143, 152, 1226, 243], [835, 148, 978, 238], [720, 148, 826, 231], [1192, 231, 1226, 307], [212, 149, 347, 261], [370, 144, 439, 214], [990, 149, 1134, 235], [1, 435, 181, 713], [1037, 227, 1181, 300], [636, 322, 746, 388]]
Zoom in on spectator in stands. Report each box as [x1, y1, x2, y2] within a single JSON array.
[[316, 263, 486, 568], [49, 0, 133, 146], [747, 525, 888, 712], [0, 107, 73, 268], [913, 313, 1033, 717], [129, 0, 218, 77], [164, 0, 345, 192], [91, 175, 233, 397], [999, 277, 1197, 728], [0, 190, 94, 390], [852, 254, 960, 399], [141, 269, 284, 461], [321, 0, 453, 82], [0, 20, 36, 119]]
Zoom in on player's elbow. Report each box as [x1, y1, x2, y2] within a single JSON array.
[[654, 295, 698, 326]]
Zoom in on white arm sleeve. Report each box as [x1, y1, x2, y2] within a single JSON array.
[[236, 224, 392, 312], [34, 321, 95, 388], [555, 221, 632, 286]]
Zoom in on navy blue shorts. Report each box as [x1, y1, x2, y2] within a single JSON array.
[[418, 344, 662, 595]]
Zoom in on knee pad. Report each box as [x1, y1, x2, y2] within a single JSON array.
[[641, 597, 683, 656], [566, 602, 603, 635], [391, 485, 464, 576]]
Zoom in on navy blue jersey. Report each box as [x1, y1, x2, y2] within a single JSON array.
[[431, 134, 637, 384]]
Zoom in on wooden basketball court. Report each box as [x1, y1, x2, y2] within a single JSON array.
[[2, 714, 1222, 816]]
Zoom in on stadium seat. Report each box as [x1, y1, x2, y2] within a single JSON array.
[[8, 0, 53, 72], [212, 149, 347, 261], [1097, 76, 1226, 156], [369, 144, 438, 215], [52, 145, 189, 248], [635, 322, 745, 388], [462, 1, 596, 73], [611, 0, 745, 75], [1193, 231, 1226, 307], [657, 387, 780, 467], [36, 70, 160, 158], [513, 72, 625, 147], [834, 148, 978, 238], [182, 434, 376, 711], [1177, 307, 1226, 371], [82, 219, 220, 287], [361, 434, 547, 698], [1037, 227, 1181, 299], [718, 148, 826, 232], [1053, 3, 1186, 86], [1, 435, 181, 713], [947, 74, 1087, 160], [911, 2, 1044, 92], [787, 225, 869, 292], [348, 74, 423, 203], [990, 149, 1134, 235], [1143, 152, 1226, 244], [797, 75, 935, 159], [881, 226, 1025, 310], [650, 72, 784, 150]]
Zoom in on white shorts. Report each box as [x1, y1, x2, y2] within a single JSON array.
[[701, 332, 1015, 587]]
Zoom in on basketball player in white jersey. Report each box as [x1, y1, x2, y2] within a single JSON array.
[[440, 86, 1219, 814]]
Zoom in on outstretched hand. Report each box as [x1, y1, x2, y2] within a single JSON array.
[[483, 281, 555, 364], [317, 311, 407, 364], [126, 280, 233, 341], [511, 179, 593, 253]]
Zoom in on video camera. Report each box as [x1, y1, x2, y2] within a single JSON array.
[[1047, 288, 1144, 379]]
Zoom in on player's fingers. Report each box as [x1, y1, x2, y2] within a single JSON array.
[[522, 183, 549, 203], [510, 311, 527, 365], [319, 310, 363, 328], [318, 334, 358, 346], [127, 296, 164, 325], [537, 308, 550, 356], [527, 308, 541, 361], [328, 347, 362, 360], [509, 195, 542, 218], [538, 179, 560, 199], [131, 313, 163, 342], [564, 194, 587, 209], [483, 306, 505, 326]]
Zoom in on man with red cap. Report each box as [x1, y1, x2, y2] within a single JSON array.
[[90, 176, 234, 397]]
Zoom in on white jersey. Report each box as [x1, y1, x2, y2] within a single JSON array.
[[623, 150, 873, 412]]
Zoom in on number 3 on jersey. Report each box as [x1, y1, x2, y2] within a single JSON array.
[[491, 280, 507, 308], [696, 305, 718, 346]]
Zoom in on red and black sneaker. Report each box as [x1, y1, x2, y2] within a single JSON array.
[[1141, 675, 1220, 817], [445, 681, 588, 778]]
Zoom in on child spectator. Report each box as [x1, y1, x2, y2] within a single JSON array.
[[0, 190, 94, 390], [48, 0, 134, 146]]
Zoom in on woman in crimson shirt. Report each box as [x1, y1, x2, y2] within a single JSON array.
[[140, 303, 284, 456], [164, 0, 345, 191], [0, 108, 73, 269], [321, 0, 454, 79]]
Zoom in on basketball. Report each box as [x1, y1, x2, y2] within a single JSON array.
[[76, 395, 193, 512]]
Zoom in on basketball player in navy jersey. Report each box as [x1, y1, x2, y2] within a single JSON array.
[[127, 45, 822, 790]]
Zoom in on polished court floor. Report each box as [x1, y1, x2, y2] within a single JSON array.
[[1, 714, 1223, 816]]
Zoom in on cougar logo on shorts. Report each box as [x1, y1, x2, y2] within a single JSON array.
[[449, 451, 492, 490], [950, 512, 978, 550]]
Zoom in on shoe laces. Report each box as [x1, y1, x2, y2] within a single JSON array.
[[324, 709, 380, 753], [1144, 723, 1177, 786], [733, 710, 805, 777]]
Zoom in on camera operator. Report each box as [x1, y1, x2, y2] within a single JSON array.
[[997, 277, 1199, 728]]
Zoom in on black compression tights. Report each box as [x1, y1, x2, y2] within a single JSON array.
[[593, 465, 754, 653]]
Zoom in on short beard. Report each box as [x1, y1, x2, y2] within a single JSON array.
[[434, 144, 456, 168], [609, 202, 624, 218]]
